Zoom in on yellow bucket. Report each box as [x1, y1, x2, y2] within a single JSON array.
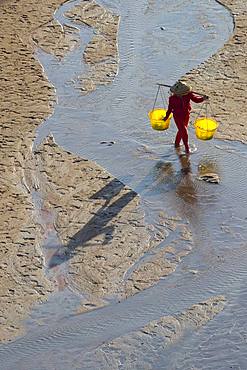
[[148, 109, 172, 131], [194, 117, 218, 140]]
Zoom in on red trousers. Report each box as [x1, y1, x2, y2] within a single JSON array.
[[174, 114, 190, 152]]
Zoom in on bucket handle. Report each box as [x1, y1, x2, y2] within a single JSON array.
[[194, 99, 215, 121], [194, 100, 216, 131], [152, 85, 168, 112]]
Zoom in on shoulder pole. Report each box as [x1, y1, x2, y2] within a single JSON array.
[[156, 83, 206, 97]]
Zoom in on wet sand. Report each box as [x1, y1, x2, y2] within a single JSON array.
[[184, 0, 247, 142], [34, 136, 192, 309], [0, 0, 69, 341], [65, 0, 120, 94], [80, 295, 226, 369], [0, 0, 246, 344]]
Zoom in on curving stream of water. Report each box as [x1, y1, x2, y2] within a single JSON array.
[[2, 0, 247, 369]]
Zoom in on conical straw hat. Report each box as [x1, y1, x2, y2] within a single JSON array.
[[170, 81, 192, 96]]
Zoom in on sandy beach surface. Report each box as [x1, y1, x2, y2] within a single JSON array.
[[79, 295, 226, 369], [0, 0, 246, 354], [0, 0, 68, 342], [185, 0, 247, 142]]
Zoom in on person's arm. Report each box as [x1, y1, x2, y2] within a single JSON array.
[[190, 92, 208, 103], [163, 97, 173, 121]]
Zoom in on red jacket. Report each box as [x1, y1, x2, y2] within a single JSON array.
[[166, 92, 204, 120]]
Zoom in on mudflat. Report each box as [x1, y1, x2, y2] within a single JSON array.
[[185, 0, 247, 142], [0, 0, 246, 343], [0, 0, 68, 342]]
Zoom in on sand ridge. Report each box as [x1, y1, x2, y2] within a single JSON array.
[[32, 20, 80, 59], [71, 295, 226, 369], [65, 0, 120, 94]]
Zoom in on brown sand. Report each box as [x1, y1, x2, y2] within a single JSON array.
[[32, 20, 80, 59], [34, 137, 192, 308], [0, 0, 73, 342], [65, 0, 120, 94], [0, 0, 246, 343], [184, 0, 247, 142], [0, 0, 122, 342]]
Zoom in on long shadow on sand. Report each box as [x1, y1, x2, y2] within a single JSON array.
[[48, 179, 137, 268]]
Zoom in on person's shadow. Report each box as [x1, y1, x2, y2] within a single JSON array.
[[48, 179, 137, 268]]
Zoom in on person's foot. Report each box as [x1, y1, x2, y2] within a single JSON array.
[[175, 146, 181, 155]]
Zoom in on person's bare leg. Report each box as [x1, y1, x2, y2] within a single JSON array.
[[175, 131, 182, 148], [180, 126, 190, 153]]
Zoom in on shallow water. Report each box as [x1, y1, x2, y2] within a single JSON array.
[[2, 0, 246, 368]]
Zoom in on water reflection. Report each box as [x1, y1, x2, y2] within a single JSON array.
[[176, 153, 197, 205], [154, 161, 176, 187], [153, 151, 197, 205]]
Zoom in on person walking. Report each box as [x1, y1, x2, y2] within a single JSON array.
[[163, 80, 208, 154]]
